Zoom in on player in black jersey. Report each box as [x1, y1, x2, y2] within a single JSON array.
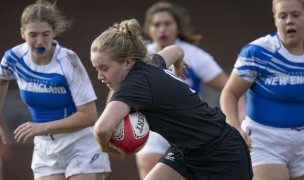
[[91, 19, 253, 180]]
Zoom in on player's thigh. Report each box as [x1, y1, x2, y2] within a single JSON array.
[[136, 153, 162, 171], [253, 164, 289, 180], [136, 153, 163, 179], [37, 174, 65, 180], [68, 173, 109, 180], [144, 163, 185, 180]]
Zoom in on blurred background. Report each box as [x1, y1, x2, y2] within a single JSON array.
[[0, 0, 274, 179]]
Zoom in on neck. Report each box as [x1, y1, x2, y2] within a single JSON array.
[[285, 45, 304, 56], [31, 47, 54, 65]]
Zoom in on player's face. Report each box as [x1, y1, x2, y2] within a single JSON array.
[[274, 0, 304, 50], [21, 21, 55, 64], [148, 11, 179, 50], [91, 51, 130, 90]]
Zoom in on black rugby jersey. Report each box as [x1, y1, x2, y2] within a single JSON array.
[[111, 54, 226, 149]]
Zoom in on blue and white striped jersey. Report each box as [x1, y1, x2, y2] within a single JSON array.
[[0, 41, 96, 123], [234, 33, 304, 128]]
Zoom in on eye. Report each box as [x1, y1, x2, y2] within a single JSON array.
[[96, 66, 108, 71], [152, 22, 160, 28], [292, 12, 301, 18], [43, 32, 50, 37], [29, 33, 37, 38], [164, 21, 173, 27], [279, 14, 286, 19]]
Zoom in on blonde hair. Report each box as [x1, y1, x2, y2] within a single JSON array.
[[272, 0, 304, 14], [91, 19, 147, 63], [21, 0, 72, 35]]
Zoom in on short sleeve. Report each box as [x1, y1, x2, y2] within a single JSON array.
[[0, 50, 16, 80], [233, 44, 270, 82], [61, 50, 97, 106], [144, 54, 166, 69]]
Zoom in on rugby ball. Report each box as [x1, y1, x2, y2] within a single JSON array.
[[109, 112, 149, 154]]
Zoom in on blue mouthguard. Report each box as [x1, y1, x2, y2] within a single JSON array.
[[36, 47, 46, 53]]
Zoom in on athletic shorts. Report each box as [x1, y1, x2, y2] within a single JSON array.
[[32, 127, 111, 179], [159, 124, 253, 180], [242, 118, 304, 179], [136, 131, 170, 155]]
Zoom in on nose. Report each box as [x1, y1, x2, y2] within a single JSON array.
[[159, 24, 167, 32], [36, 35, 44, 45], [97, 71, 105, 81], [286, 15, 294, 25]]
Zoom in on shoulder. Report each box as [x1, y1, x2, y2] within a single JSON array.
[[178, 40, 212, 56], [55, 43, 79, 62], [2, 43, 28, 64], [241, 33, 280, 55], [53, 42, 83, 67], [147, 42, 157, 54], [10, 43, 29, 58], [177, 40, 215, 64], [143, 54, 166, 68]]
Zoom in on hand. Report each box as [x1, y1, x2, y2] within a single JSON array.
[[238, 128, 252, 150], [14, 122, 46, 143], [97, 141, 125, 157], [0, 126, 7, 145], [108, 146, 125, 157], [173, 60, 189, 80]]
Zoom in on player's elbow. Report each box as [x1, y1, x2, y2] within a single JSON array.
[[93, 123, 108, 140]]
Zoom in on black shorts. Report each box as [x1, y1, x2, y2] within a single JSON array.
[[159, 124, 253, 180]]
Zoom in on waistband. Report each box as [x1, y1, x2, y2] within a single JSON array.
[[246, 117, 304, 131], [178, 124, 231, 156], [39, 133, 56, 141]]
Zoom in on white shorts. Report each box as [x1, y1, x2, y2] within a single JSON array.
[[32, 127, 111, 179], [136, 131, 170, 155], [242, 118, 304, 179]]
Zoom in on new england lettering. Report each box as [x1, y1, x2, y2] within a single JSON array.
[[19, 80, 67, 94], [265, 76, 304, 85]]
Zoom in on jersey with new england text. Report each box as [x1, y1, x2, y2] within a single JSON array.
[[111, 54, 226, 149], [0, 41, 97, 123], [147, 39, 223, 93], [234, 32, 304, 128]]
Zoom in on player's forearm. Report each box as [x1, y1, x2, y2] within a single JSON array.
[[158, 45, 184, 68], [93, 123, 112, 153], [220, 90, 242, 130], [0, 79, 9, 111], [44, 102, 97, 133]]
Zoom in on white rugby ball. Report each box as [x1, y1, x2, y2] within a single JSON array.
[[109, 112, 149, 154]]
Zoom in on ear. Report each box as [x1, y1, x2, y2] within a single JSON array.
[[125, 57, 134, 70], [273, 15, 277, 28], [20, 27, 26, 40]]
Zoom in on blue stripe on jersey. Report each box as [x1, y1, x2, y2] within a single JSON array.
[[2, 49, 76, 123], [184, 67, 200, 92], [236, 34, 304, 128]]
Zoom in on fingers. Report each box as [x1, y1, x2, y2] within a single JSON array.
[[181, 62, 189, 77], [180, 74, 186, 80], [14, 123, 32, 143], [182, 68, 188, 75], [109, 147, 125, 157], [1, 134, 7, 144], [245, 134, 252, 150], [184, 62, 189, 69], [0, 127, 7, 144], [238, 129, 252, 150]]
